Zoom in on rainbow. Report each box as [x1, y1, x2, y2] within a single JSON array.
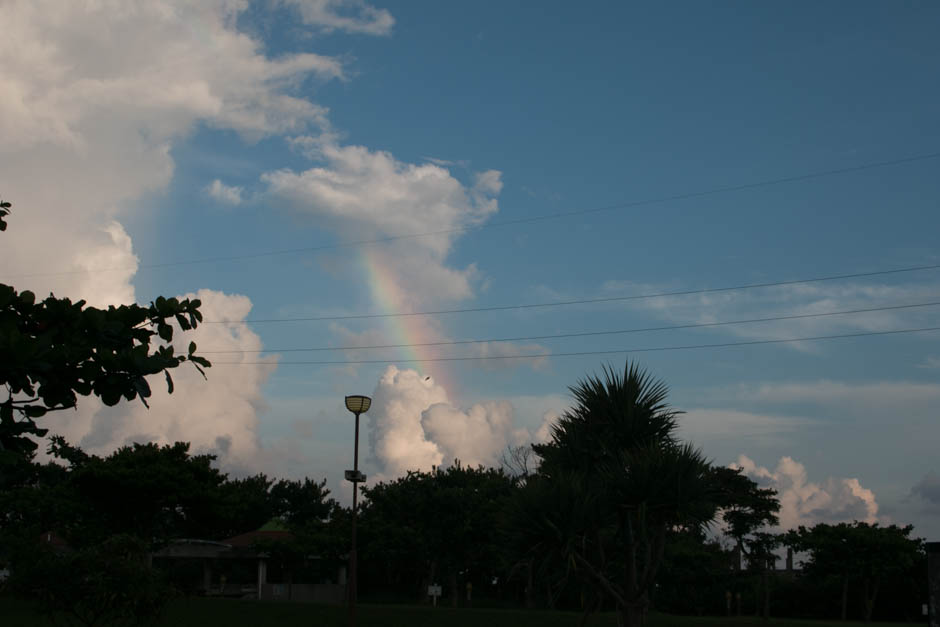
[[361, 249, 456, 394]]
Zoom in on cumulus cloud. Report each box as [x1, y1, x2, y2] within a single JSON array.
[[367, 366, 548, 478], [0, 1, 358, 474], [368, 366, 447, 476], [280, 0, 394, 35], [0, 0, 342, 303], [731, 455, 879, 530], [71, 221, 141, 308], [263, 142, 502, 308], [696, 379, 940, 468], [533, 410, 560, 443], [261, 144, 531, 376], [40, 289, 277, 470], [422, 400, 517, 468], [206, 179, 244, 205]]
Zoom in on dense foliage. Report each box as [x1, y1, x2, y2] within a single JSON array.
[[0, 198, 212, 461], [509, 363, 756, 627], [358, 464, 515, 605]]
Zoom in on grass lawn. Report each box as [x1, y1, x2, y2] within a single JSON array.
[[0, 597, 916, 627]]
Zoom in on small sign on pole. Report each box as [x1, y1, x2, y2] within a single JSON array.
[[428, 584, 442, 607], [344, 469, 367, 483]]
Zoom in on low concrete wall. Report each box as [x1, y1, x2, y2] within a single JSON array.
[[260, 583, 345, 604]]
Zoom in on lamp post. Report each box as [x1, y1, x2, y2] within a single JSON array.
[[344, 394, 371, 627]]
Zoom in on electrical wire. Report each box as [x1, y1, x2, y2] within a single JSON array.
[[209, 325, 940, 365], [199, 299, 940, 353], [205, 263, 940, 323]]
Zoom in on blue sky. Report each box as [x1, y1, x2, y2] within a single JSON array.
[[1, 1, 939, 538]]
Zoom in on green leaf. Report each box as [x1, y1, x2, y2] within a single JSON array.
[[24, 405, 48, 418], [175, 313, 190, 330], [133, 378, 151, 409], [165, 371, 174, 394], [157, 322, 172, 342], [188, 341, 196, 355], [192, 362, 207, 380]]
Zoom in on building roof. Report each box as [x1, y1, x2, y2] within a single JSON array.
[[222, 529, 294, 547]]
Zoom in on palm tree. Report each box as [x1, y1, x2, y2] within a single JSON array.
[[510, 362, 717, 627]]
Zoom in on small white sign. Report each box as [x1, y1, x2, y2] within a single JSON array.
[[428, 584, 442, 597]]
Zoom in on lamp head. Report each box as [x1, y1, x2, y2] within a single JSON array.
[[345, 395, 372, 414]]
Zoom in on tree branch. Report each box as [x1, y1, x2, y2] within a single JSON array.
[[571, 551, 627, 608]]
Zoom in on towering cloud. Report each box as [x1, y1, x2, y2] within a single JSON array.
[[732, 455, 879, 529], [0, 0, 342, 302], [0, 0, 378, 474], [367, 366, 540, 477], [422, 400, 516, 468], [368, 366, 448, 476], [38, 290, 277, 469]]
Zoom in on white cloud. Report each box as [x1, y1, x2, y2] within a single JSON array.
[[731, 455, 880, 530], [422, 156, 470, 168], [262, 142, 502, 308], [533, 410, 560, 444], [422, 400, 516, 468], [40, 289, 277, 470], [368, 366, 447, 476], [0, 1, 352, 474], [280, 0, 395, 35], [206, 179, 244, 205], [0, 0, 342, 304], [367, 366, 555, 478], [71, 221, 140, 308]]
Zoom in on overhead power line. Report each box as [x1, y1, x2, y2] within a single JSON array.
[[210, 326, 940, 365], [200, 300, 940, 353], [205, 263, 940, 323], [5, 151, 939, 280]]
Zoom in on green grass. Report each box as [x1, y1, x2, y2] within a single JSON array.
[[0, 596, 915, 627]]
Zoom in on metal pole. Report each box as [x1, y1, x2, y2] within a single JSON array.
[[349, 410, 361, 627]]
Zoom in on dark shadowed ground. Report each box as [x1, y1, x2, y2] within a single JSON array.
[[0, 596, 915, 627]]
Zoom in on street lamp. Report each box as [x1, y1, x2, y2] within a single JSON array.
[[344, 394, 371, 627]]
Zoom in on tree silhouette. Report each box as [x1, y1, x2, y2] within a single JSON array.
[[790, 521, 922, 622], [512, 361, 718, 627]]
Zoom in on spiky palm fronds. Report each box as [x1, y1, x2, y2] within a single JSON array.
[[535, 362, 683, 477]]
